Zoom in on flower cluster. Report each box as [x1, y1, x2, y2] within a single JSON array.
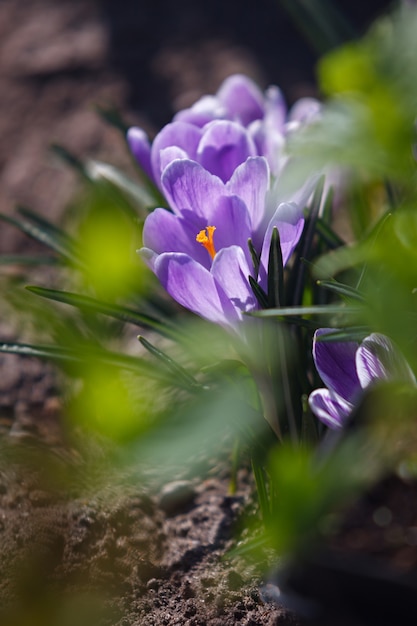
[[309, 329, 416, 429], [128, 75, 319, 328], [128, 74, 320, 183]]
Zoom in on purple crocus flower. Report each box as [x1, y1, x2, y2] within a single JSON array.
[[127, 74, 320, 184], [140, 155, 305, 328], [309, 328, 416, 429]]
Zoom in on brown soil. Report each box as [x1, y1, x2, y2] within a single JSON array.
[[0, 412, 299, 626]]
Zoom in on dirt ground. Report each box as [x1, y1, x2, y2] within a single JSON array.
[[1, 1, 413, 625]]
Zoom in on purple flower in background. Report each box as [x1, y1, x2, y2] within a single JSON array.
[[127, 74, 320, 184], [309, 328, 416, 429], [140, 156, 305, 328]]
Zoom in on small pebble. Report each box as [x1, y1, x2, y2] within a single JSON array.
[[158, 480, 196, 516]]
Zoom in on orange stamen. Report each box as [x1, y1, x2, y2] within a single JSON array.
[[196, 226, 217, 260]]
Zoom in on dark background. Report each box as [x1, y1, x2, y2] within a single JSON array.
[[0, 0, 392, 253], [101, 0, 392, 125]]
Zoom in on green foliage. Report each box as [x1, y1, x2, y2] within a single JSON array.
[[2, 2, 417, 583]]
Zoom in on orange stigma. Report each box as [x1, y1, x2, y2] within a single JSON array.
[[196, 226, 217, 260]]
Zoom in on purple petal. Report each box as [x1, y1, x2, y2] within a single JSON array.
[[246, 86, 286, 175], [142, 208, 210, 268], [312, 328, 361, 403], [258, 202, 304, 290], [211, 246, 256, 315], [264, 85, 286, 132], [161, 159, 224, 218], [266, 164, 318, 221], [197, 120, 257, 183], [174, 95, 226, 127], [127, 127, 154, 182], [217, 74, 265, 126], [153, 253, 239, 326], [356, 333, 416, 389], [159, 146, 188, 172], [249, 119, 285, 177], [256, 86, 287, 174], [226, 157, 269, 232], [288, 97, 321, 125], [308, 389, 352, 429], [209, 195, 252, 263], [151, 122, 202, 180]]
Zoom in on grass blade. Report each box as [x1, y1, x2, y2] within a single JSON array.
[[249, 304, 360, 318], [138, 335, 202, 391], [315, 327, 371, 342], [17, 207, 76, 248], [249, 276, 269, 309], [290, 176, 324, 306], [267, 227, 284, 308], [95, 104, 130, 134], [278, 0, 356, 54], [25, 286, 181, 338], [316, 279, 366, 302], [0, 341, 192, 389], [85, 160, 156, 211], [0, 212, 82, 267], [314, 216, 345, 248], [0, 255, 60, 266], [247, 238, 260, 277]]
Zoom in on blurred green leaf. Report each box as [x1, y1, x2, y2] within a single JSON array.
[[278, 0, 356, 54], [138, 335, 202, 391], [84, 160, 156, 211], [316, 278, 366, 302], [75, 187, 146, 299], [94, 104, 130, 134], [0, 211, 82, 267], [0, 341, 189, 388], [25, 286, 179, 338], [249, 304, 360, 318], [291, 6, 417, 185], [0, 255, 59, 266], [314, 326, 370, 342]]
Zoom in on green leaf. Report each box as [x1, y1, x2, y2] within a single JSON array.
[[267, 227, 284, 308], [251, 457, 271, 521], [84, 160, 156, 211], [94, 104, 130, 134], [0, 341, 191, 389], [138, 335, 201, 391], [50, 143, 89, 178], [315, 327, 371, 342], [316, 279, 366, 302], [17, 207, 76, 248], [247, 238, 260, 277], [0, 211, 82, 267], [0, 255, 59, 266], [25, 286, 181, 339], [0, 341, 77, 362], [249, 304, 360, 318], [314, 216, 345, 248], [278, 0, 356, 54], [289, 176, 325, 306], [312, 244, 366, 279], [248, 275, 269, 309], [269, 316, 319, 330]]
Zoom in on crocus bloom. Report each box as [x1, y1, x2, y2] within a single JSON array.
[[127, 74, 320, 185], [140, 155, 305, 328], [309, 328, 416, 429]]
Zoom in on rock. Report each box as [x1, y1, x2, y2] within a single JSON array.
[[158, 480, 196, 516]]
